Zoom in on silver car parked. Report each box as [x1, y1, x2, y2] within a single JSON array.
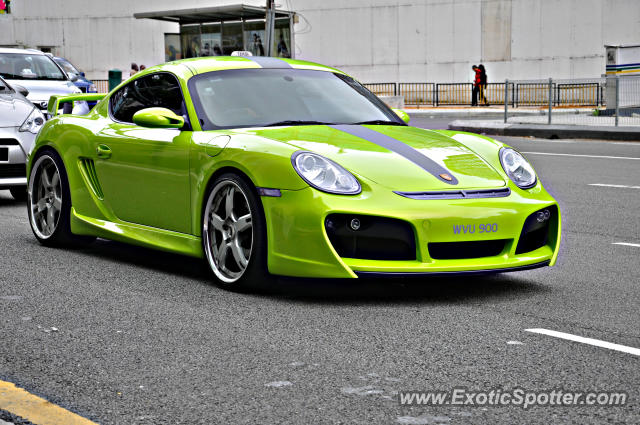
[[0, 75, 45, 200], [0, 48, 88, 117]]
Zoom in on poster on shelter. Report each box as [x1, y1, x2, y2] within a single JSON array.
[[164, 34, 182, 62]]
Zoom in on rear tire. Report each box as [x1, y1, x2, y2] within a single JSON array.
[[202, 172, 274, 292], [27, 148, 94, 247], [9, 186, 27, 202]]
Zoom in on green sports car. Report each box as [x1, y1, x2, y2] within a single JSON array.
[[27, 55, 560, 290]]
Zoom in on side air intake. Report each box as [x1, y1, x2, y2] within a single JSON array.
[[79, 158, 104, 198]]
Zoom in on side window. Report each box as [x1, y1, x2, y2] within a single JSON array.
[[110, 73, 184, 123]]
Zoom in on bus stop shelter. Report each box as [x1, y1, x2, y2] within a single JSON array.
[[134, 4, 295, 61]]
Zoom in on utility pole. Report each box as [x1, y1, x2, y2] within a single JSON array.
[[265, 0, 275, 57]]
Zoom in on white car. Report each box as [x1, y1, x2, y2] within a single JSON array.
[[0, 75, 45, 200], [0, 48, 88, 117]]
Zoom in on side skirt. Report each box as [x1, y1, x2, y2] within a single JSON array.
[[70, 208, 204, 258]]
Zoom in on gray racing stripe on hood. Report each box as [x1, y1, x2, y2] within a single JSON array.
[[247, 56, 292, 68], [330, 125, 459, 185]]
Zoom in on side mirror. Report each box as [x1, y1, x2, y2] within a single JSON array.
[[392, 108, 410, 124], [133, 107, 184, 129], [69, 74, 79, 82], [13, 84, 29, 97]]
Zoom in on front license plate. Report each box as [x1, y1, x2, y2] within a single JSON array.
[[453, 222, 499, 235], [0, 147, 8, 162]]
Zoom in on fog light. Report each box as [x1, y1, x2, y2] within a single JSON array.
[[543, 209, 551, 220], [350, 218, 361, 231], [536, 211, 546, 222]]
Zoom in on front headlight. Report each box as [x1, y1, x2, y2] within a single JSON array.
[[292, 151, 361, 195], [499, 148, 537, 189], [19, 107, 45, 134]]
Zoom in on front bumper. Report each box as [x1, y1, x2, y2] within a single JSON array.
[[0, 126, 34, 189], [261, 182, 560, 279]]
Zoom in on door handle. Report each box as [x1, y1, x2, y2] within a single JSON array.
[[96, 144, 112, 159]]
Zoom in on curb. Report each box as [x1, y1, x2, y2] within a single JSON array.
[[448, 120, 640, 141], [406, 108, 594, 117]]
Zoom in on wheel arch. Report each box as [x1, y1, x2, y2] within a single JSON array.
[[196, 165, 264, 237]]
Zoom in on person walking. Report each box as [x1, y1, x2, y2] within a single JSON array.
[[471, 65, 481, 106], [130, 63, 139, 77], [478, 64, 489, 106]]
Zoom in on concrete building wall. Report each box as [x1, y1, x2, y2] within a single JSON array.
[[0, 0, 638, 82]]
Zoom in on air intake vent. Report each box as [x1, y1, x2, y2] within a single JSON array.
[[429, 239, 508, 260], [395, 187, 510, 200], [0, 139, 20, 146], [79, 158, 104, 198], [0, 164, 26, 178]]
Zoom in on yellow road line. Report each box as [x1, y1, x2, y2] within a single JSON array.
[[0, 380, 98, 425]]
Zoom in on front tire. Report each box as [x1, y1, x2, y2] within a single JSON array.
[[27, 148, 94, 247], [202, 173, 273, 291]]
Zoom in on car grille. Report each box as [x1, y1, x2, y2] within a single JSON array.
[[325, 214, 416, 260], [515, 205, 558, 254], [0, 138, 20, 146], [0, 164, 26, 178], [428, 239, 508, 259]]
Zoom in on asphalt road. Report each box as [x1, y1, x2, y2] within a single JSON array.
[[1, 121, 639, 424]]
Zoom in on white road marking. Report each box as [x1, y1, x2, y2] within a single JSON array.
[[612, 242, 640, 248], [522, 152, 640, 160], [526, 328, 640, 356], [589, 183, 640, 189]]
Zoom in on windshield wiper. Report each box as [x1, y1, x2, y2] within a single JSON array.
[[352, 119, 405, 126], [263, 120, 335, 127]]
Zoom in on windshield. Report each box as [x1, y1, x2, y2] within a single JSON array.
[[55, 58, 81, 76], [0, 53, 66, 81], [188, 69, 403, 130]]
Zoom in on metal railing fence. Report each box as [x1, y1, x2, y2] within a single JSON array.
[[398, 83, 435, 106], [505, 76, 640, 126], [435, 83, 472, 106], [92, 80, 110, 93], [363, 79, 608, 108], [363, 83, 397, 97]]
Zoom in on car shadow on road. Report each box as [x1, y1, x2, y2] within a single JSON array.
[[74, 238, 551, 305], [265, 273, 551, 305], [0, 197, 25, 207]]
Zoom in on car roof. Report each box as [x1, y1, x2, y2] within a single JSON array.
[[138, 56, 346, 80], [0, 47, 46, 55]]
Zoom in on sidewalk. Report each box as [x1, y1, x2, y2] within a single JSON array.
[[404, 106, 594, 117], [447, 120, 640, 141], [403, 106, 640, 141]]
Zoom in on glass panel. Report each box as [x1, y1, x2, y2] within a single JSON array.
[[201, 23, 222, 56], [110, 73, 184, 123], [164, 34, 182, 62], [189, 69, 400, 130], [273, 19, 291, 58], [180, 25, 201, 58], [0, 53, 66, 80], [243, 21, 266, 56], [221, 21, 243, 55]]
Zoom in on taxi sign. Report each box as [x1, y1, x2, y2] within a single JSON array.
[[231, 51, 253, 57]]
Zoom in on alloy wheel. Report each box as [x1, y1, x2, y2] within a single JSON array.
[[203, 180, 254, 283], [29, 155, 62, 239]]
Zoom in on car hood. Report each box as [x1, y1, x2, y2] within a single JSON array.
[[0, 92, 34, 128], [4, 79, 79, 103], [243, 125, 507, 191]]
